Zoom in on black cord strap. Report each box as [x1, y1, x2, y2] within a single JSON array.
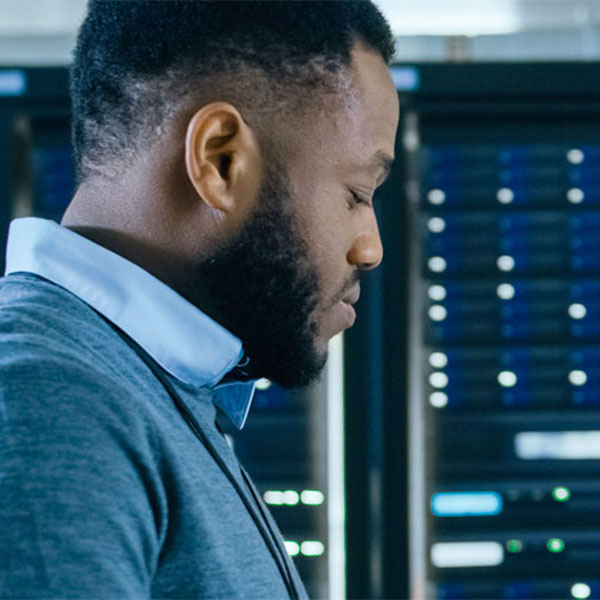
[[133, 345, 300, 599], [239, 465, 300, 599]]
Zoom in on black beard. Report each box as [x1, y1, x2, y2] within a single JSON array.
[[193, 166, 328, 388]]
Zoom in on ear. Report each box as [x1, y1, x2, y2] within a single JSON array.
[[185, 102, 262, 218]]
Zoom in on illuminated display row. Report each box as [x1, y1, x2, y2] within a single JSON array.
[[423, 344, 600, 409], [425, 212, 600, 243], [430, 430, 600, 460], [429, 482, 600, 534], [425, 281, 600, 308], [263, 489, 325, 506], [424, 209, 600, 279], [432, 422, 600, 476], [283, 540, 325, 558], [425, 253, 600, 275], [424, 280, 600, 304], [423, 146, 593, 169], [425, 185, 600, 207], [430, 488, 571, 518], [424, 279, 600, 342], [430, 531, 600, 569], [431, 538, 570, 568], [435, 579, 598, 600], [428, 369, 592, 391], [421, 145, 600, 209]]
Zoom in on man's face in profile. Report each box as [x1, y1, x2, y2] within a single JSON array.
[[196, 44, 399, 387]]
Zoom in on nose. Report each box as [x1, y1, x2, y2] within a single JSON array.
[[346, 219, 383, 271]]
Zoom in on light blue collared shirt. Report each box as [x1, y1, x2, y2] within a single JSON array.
[[4, 217, 256, 428]]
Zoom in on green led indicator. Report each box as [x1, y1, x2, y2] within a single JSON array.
[[547, 538, 565, 553], [506, 539, 523, 553], [553, 486, 571, 502]]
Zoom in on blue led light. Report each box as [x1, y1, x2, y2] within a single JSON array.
[[390, 66, 420, 91], [431, 492, 503, 517], [0, 70, 26, 97]]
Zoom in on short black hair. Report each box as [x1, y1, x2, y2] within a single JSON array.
[[70, 0, 395, 184]]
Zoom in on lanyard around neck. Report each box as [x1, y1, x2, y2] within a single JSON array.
[[130, 341, 300, 600]]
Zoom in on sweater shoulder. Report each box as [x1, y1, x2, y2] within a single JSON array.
[[0, 273, 155, 403]]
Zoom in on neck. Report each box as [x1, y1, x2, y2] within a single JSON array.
[[62, 178, 184, 291]]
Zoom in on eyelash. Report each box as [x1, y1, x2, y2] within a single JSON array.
[[348, 191, 370, 209]]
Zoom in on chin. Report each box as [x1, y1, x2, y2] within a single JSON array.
[[313, 336, 330, 358], [262, 340, 329, 389]]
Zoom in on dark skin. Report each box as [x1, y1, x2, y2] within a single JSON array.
[[62, 42, 399, 361]]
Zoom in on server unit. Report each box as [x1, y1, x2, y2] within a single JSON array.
[[345, 63, 600, 600], [0, 66, 337, 599]]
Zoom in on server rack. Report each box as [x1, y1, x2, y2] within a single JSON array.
[[0, 67, 73, 273], [0, 66, 335, 599], [345, 63, 600, 600]]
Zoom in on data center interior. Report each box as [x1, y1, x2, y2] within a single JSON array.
[[4, 2, 600, 599]]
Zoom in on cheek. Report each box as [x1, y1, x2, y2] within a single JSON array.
[[306, 214, 353, 305], [289, 176, 352, 288]]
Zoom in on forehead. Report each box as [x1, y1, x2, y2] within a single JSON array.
[[283, 46, 399, 185], [339, 45, 399, 160]]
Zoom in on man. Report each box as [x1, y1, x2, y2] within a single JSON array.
[[0, 1, 398, 597]]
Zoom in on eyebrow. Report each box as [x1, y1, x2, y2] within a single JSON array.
[[371, 151, 395, 185]]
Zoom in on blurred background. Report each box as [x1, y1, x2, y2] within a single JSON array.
[[3, 1, 600, 599]]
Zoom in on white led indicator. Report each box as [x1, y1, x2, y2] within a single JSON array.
[[569, 370, 588, 386], [429, 352, 448, 369], [497, 255, 515, 272], [515, 431, 600, 460], [284, 541, 300, 556], [498, 371, 517, 387], [568, 188, 585, 204], [301, 541, 325, 556], [428, 285, 447, 301], [428, 189, 446, 205], [300, 490, 325, 505], [427, 217, 446, 233], [264, 490, 285, 505], [283, 490, 300, 505], [431, 492, 503, 517], [569, 303, 587, 319], [429, 372, 449, 389], [428, 257, 447, 273], [264, 490, 300, 505], [428, 305, 447, 321], [429, 392, 448, 408], [572, 583, 592, 599], [255, 378, 272, 391], [431, 541, 504, 568], [497, 188, 514, 204], [497, 283, 516, 300], [567, 149, 585, 164]]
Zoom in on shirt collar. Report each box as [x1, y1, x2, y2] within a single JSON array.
[[4, 217, 255, 429]]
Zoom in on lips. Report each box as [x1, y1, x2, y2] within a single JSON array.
[[337, 284, 360, 330], [341, 284, 361, 306], [320, 284, 362, 339], [338, 299, 357, 328]]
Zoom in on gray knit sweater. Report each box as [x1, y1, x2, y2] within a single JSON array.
[[0, 273, 307, 599]]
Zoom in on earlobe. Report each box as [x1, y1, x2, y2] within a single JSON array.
[[184, 102, 262, 217]]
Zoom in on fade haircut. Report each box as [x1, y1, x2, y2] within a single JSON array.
[[70, 0, 396, 184]]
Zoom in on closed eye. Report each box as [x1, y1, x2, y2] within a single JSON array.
[[348, 190, 372, 209]]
